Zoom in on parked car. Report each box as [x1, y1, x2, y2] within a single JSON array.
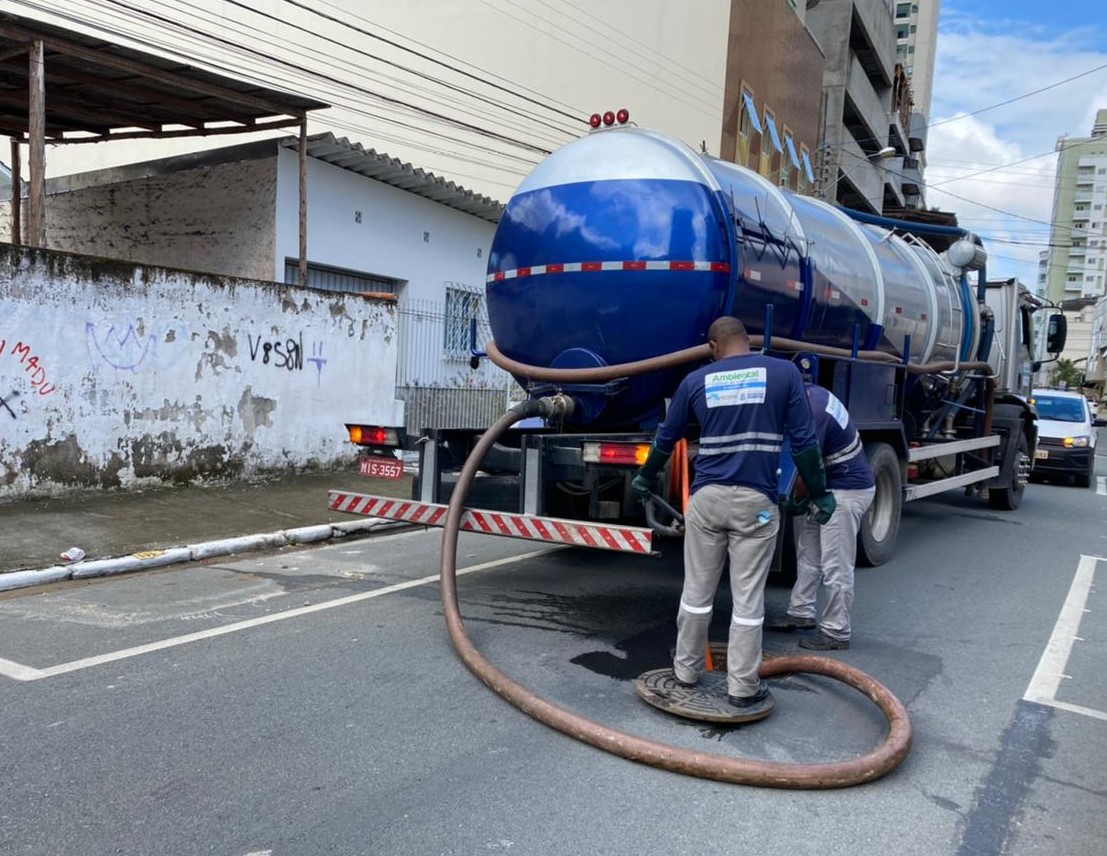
[[1030, 388, 1098, 487]]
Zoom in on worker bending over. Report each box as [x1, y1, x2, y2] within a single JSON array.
[[773, 384, 876, 651]]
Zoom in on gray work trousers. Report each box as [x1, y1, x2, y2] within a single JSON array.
[[673, 484, 780, 698], [788, 486, 876, 641]]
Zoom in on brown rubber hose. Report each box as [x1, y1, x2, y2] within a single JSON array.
[[439, 399, 913, 788], [485, 338, 992, 380]]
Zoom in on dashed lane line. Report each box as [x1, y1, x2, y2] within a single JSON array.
[[0, 548, 557, 682]]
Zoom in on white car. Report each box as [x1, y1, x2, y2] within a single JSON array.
[[1030, 388, 1098, 488]]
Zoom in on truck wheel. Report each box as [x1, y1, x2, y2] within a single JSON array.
[[858, 442, 902, 567], [988, 432, 1029, 509], [1075, 466, 1093, 489]]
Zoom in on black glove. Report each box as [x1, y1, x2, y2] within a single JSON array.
[[792, 444, 836, 525], [632, 444, 672, 499]]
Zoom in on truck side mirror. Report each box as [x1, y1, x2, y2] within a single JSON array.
[[1046, 313, 1068, 355]]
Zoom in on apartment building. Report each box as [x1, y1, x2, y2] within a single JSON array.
[[1043, 109, 1107, 305], [806, 0, 930, 214]]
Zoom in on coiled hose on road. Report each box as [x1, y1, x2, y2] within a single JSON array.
[[439, 341, 915, 787]]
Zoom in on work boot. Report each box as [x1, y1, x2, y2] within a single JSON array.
[[767, 613, 816, 631], [799, 632, 850, 651], [727, 683, 775, 722]]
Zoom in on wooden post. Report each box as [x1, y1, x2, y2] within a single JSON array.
[[298, 116, 307, 287], [27, 39, 45, 248], [10, 137, 20, 245]]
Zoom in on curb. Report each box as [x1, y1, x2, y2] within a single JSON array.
[[0, 517, 409, 593]]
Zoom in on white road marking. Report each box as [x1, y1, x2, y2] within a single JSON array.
[[0, 548, 556, 682], [1024, 554, 1105, 720], [1098, 475, 1106, 495]]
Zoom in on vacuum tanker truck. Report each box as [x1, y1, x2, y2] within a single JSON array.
[[332, 122, 1067, 565]]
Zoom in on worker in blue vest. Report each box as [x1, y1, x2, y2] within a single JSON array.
[[632, 316, 836, 721], [771, 383, 876, 650]]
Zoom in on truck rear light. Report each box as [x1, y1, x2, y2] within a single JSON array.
[[347, 424, 400, 447], [602, 110, 615, 126], [589, 112, 602, 128], [582, 442, 651, 466], [616, 108, 629, 124]]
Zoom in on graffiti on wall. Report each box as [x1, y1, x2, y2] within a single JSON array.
[[248, 332, 327, 380], [0, 338, 56, 396], [0, 389, 19, 418], [86, 321, 188, 372], [248, 332, 303, 371]]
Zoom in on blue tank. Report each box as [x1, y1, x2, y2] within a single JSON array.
[[486, 127, 977, 429]]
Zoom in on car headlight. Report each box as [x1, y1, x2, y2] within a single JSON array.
[[1063, 436, 1090, 448]]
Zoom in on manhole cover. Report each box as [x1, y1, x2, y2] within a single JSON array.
[[635, 668, 774, 724]]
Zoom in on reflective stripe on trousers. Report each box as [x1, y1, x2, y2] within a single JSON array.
[[674, 484, 779, 698], [788, 486, 876, 641]]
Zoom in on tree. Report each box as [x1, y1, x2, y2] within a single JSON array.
[[1050, 358, 1084, 389]]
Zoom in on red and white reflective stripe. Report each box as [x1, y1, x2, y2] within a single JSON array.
[[487, 259, 729, 284], [328, 491, 654, 554]]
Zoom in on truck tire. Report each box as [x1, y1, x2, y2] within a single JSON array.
[[857, 442, 902, 567], [988, 432, 1030, 509], [1075, 463, 1093, 489]]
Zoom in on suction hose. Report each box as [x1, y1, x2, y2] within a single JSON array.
[[439, 395, 913, 788], [485, 339, 992, 379]]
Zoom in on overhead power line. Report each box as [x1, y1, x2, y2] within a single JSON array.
[[210, 0, 580, 140], [278, 0, 586, 126], [925, 60, 1107, 132], [305, 0, 586, 119], [928, 136, 1105, 189], [150, 0, 570, 150], [87, 0, 555, 156]]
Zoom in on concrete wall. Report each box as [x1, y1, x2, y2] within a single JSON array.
[[0, 245, 403, 499], [0, 158, 277, 281]]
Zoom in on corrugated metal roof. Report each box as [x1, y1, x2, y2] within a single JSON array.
[[281, 134, 504, 224]]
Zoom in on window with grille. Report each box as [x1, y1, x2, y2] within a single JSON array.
[[444, 284, 483, 359]]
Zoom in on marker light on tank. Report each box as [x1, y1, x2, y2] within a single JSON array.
[[603, 110, 615, 126], [589, 113, 602, 128], [616, 108, 629, 124]]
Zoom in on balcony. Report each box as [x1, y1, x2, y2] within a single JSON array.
[[846, 54, 889, 146]]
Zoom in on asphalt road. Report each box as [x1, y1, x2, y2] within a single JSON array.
[[1, 461, 1105, 855]]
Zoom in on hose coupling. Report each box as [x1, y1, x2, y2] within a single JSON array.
[[534, 393, 577, 420]]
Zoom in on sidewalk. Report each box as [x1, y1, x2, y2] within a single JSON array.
[[0, 469, 412, 589]]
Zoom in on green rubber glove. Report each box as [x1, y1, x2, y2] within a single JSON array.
[[809, 492, 837, 525], [792, 443, 829, 499], [632, 443, 672, 499], [792, 443, 836, 525]]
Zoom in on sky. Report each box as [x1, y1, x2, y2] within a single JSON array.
[[926, 0, 1107, 291]]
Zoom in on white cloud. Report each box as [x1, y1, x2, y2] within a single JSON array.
[[926, 11, 1107, 289]]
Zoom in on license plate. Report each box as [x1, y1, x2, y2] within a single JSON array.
[[1034, 449, 1049, 460], [359, 457, 404, 480]]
